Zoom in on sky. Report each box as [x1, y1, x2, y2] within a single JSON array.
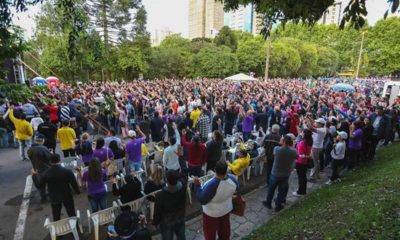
[[11, 0, 393, 40]]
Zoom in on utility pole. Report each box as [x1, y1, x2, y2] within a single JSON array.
[[355, 31, 365, 79], [264, 23, 273, 81]]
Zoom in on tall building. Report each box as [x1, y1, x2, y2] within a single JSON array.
[[151, 28, 174, 46], [319, 0, 350, 25], [224, 4, 263, 35], [188, 0, 224, 39]]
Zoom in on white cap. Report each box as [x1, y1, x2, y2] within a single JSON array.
[[315, 118, 326, 125], [128, 130, 136, 138], [338, 131, 348, 140]]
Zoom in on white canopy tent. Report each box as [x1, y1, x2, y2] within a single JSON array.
[[224, 73, 258, 82]]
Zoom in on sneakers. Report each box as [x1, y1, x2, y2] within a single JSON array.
[[292, 191, 305, 197], [262, 201, 272, 209], [325, 180, 333, 185]]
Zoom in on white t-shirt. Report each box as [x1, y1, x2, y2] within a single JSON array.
[[331, 141, 346, 160], [312, 127, 327, 149], [30, 117, 44, 131]]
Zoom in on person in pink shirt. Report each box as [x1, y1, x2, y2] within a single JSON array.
[[293, 129, 313, 196]]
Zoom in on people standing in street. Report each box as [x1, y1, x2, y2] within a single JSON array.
[[206, 130, 223, 172], [305, 118, 327, 181], [28, 134, 52, 203], [263, 124, 281, 186], [32, 154, 80, 221], [8, 105, 33, 161], [38, 116, 57, 153], [163, 123, 181, 171], [326, 132, 347, 185], [263, 135, 297, 212], [153, 170, 188, 240], [194, 161, 238, 240]]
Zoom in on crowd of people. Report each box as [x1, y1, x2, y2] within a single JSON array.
[[1, 77, 400, 240]]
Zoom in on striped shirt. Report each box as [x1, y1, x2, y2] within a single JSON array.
[[60, 106, 71, 121], [197, 114, 210, 139]]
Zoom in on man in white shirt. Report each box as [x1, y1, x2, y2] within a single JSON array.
[[305, 117, 327, 181], [162, 123, 181, 171]]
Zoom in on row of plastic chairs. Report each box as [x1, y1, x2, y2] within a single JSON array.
[[43, 187, 162, 240]]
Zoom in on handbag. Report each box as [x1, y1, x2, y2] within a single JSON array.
[[231, 193, 246, 216]]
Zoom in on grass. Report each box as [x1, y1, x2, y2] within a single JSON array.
[[244, 144, 400, 240]]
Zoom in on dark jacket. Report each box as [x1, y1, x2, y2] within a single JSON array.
[[28, 144, 52, 174], [369, 113, 388, 140], [37, 165, 80, 203], [38, 122, 57, 149], [150, 117, 164, 142], [263, 133, 281, 161], [113, 176, 143, 203], [206, 139, 222, 169], [153, 174, 187, 227]]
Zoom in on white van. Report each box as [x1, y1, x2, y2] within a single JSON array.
[[382, 81, 400, 105]]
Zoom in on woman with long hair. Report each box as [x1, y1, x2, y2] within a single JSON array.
[[115, 102, 129, 139], [293, 129, 313, 196], [181, 129, 207, 177], [93, 137, 116, 177], [144, 165, 165, 195], [81, 158, 107, 212], [206, 130, 223, 172], [109, 140, 125, 159]]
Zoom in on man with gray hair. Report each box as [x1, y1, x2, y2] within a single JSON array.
[[263, 124, 281, 186]]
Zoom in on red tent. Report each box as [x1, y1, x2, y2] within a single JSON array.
[[46, 76, 60, 87]]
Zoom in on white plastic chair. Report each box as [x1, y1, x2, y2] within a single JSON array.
[[114, 158, 126, 175], [116, 196, 146, 213], [147, 189, 162, 220], [61, 157, 78, 169], [43, 210, 82, 240], [87, 207, 116, 240], [187, 171, 215, 205], [258, 153, 267, 175]]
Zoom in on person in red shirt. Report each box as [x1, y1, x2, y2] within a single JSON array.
[[46, 102, 59, 123], [181, 129, 207, 177]]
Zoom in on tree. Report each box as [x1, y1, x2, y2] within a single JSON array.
[[269, 42, 301, 78], [315, 46, 339, 76], [219, 0, 399, 37], [191, 46, 239, 78], [236, 38, 265, 76], [214, 26, 238, 51], [147, 47, 189, 79], [116, 42, 149, 80], [367, 17, 400, 76]]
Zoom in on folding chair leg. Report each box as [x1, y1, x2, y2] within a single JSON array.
[[187, 185, 192, 205], [72, 228, 80, 240], [247, 167, 251, 181], [94, 224, 99, 240], [242, 173, 246, 185]]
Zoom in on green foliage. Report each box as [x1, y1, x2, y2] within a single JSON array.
[[116, 43, 149, 80], [367, 17, 400, 76], [0, 80, 33, 103], [315, 46, 339, 76], [236, 38, 266, 76], [269, 42, 301, 78], [245, 143, 400, 240], [214, 26, 238, 51], [191, 46, 239, 78]]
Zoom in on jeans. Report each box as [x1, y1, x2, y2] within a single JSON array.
[[188, 165, 203, 177], [0, 128, 8, 147], [310, 148, 323, 180], [243, 131, 251, 142], [266, 175, 289, 209], [347, 148, 360, 170], [18, 139, 31, 160], [88, 192, 107, 212], [160, 221, 186, 240], [129, 161, 142, 172], [295, 163, 308, 195], [265, 157, 274, 186]]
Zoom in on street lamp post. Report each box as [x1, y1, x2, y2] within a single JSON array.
[[355, 31, 365, 79]]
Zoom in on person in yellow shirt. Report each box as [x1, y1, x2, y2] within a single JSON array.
[[227, 149, 250, 176], [57, 120, 77, 157], [190, 106, 201, 129], [8, 106, 33, 161]]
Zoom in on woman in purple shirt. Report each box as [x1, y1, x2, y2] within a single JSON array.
[[76, 132, 93, 166], [93, 137, 114, 163], [348, 120, 363, 170], [242, 109, 254, 142], [80, 158, 107, 212]]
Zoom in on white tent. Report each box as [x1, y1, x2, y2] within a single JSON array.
[[224, 73, 258, 82]]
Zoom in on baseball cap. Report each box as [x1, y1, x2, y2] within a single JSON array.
[[35, 134, 46, 141], [315, 118, 326, 125], [337, 131, 348, 140], [128, 130, 136, 138]]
